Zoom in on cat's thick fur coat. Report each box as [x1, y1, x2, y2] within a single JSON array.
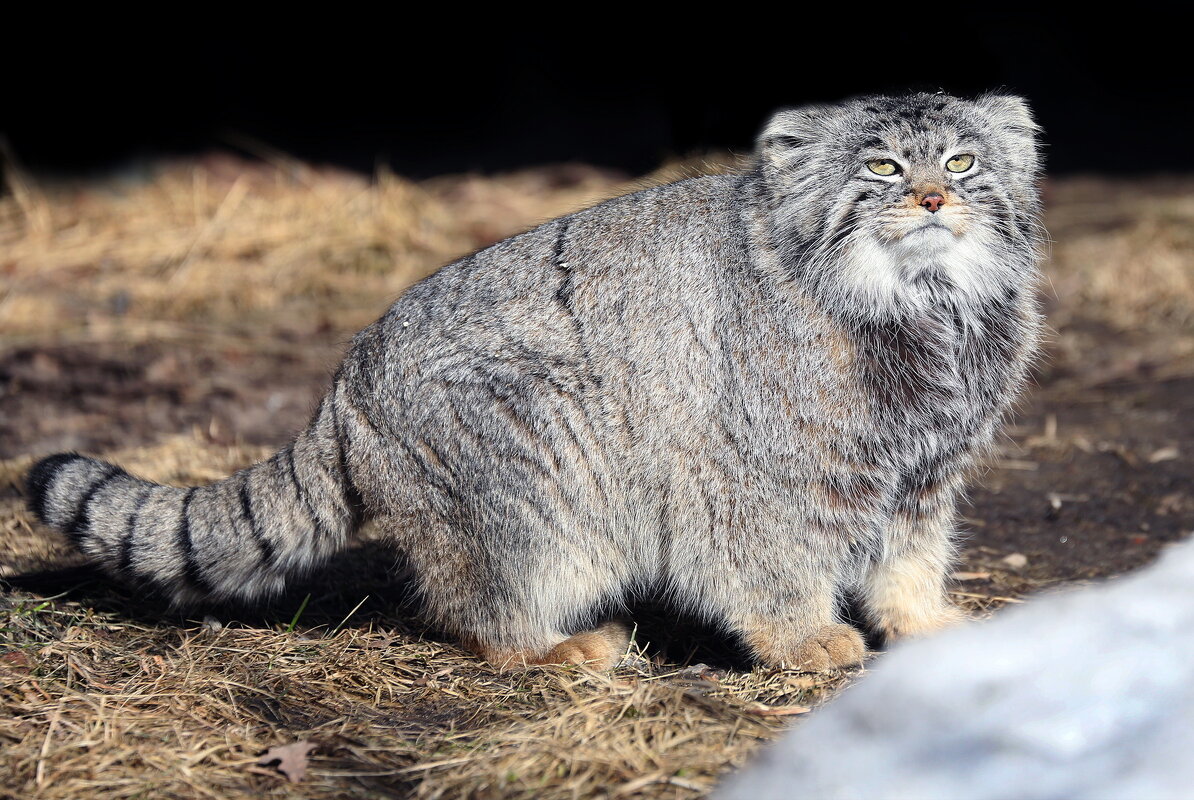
[[27, 92, 1043, 670]]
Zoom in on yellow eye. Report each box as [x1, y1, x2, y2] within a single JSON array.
[[946, 154, 975, 173], [867, 159, 900, 176]]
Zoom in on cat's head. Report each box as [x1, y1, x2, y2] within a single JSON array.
[[756, 92, 1043, 317]]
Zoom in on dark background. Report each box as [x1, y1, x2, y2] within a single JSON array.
[[2, 11, 1183, 178]]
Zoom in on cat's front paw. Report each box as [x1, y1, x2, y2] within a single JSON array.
[[780, 623, 866, 672]]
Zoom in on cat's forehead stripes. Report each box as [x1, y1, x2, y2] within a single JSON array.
[[843, 95, 984, 164], [869, 95, 966, 122]]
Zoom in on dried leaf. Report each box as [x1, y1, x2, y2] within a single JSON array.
[[615, 652, 652, 671], [675, 663, 719, 682], [257, 741, 317, 783], [669, 663, 722, 695], [364, 631, 398, 650], [0, 651, 33, 675]]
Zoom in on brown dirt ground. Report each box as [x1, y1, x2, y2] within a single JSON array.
[[1, 158, 1192, 799]]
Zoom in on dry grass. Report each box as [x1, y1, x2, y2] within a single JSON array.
[[1046, 177, 1194, 332], [0, 586, 829, 799], [2, 152, 1192, 798], [0, 153, 734, 347], [1, 162, 536, 345]]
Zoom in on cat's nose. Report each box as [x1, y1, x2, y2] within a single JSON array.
[[920, 193, 945, 213]]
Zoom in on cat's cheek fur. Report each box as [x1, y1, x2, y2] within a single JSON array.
[[837, 227, 1019, 318], [836, 236, 909, 316]]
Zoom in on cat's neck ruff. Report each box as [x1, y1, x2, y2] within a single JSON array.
[[833, 229, 1020, 321]]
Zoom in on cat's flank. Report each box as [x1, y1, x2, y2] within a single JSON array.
[[26, 93, 1043, 671]]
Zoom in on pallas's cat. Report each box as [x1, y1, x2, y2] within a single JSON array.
[[27, 93, 1043, 670]]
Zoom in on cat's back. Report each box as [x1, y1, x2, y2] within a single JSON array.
[[350, 174, 749, 387]]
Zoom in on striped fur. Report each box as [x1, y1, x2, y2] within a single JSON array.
[[27, 93, 1044, 670], [27, 393, 359, 605]]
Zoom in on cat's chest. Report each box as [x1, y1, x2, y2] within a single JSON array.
[[711, 297, 1022, 469], [852, 310, 1005, 440], [863, 314, 960, 398]]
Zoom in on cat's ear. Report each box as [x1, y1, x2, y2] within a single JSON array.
[[758, 106, 832, 165], [977, 94, 1041, 177], [977, 94, 1040, 136]]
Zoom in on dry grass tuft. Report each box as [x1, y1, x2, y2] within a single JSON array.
[[1046, 177, 1194, 331], [0, 584, 834, 799], [0, 155, 634, 346]]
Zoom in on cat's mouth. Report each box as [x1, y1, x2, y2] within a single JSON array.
[[901, 220, 957, 243], [912, 219, 950, 232], [878, 209, 966, 244]]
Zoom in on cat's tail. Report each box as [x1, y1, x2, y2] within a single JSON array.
[[24, 392, 361, 605]]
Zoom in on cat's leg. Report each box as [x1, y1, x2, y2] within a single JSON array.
[[384, 470, 634, 671], [352, 372, 636, 669], [416, 524, 631, 670], [684, 535, 865, 671], [861, 475, 967, 642], [387, 510, 632, 670]]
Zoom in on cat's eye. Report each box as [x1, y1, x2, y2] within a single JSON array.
[[866, 159, 900, 176], [946, 154, 975, 173]]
